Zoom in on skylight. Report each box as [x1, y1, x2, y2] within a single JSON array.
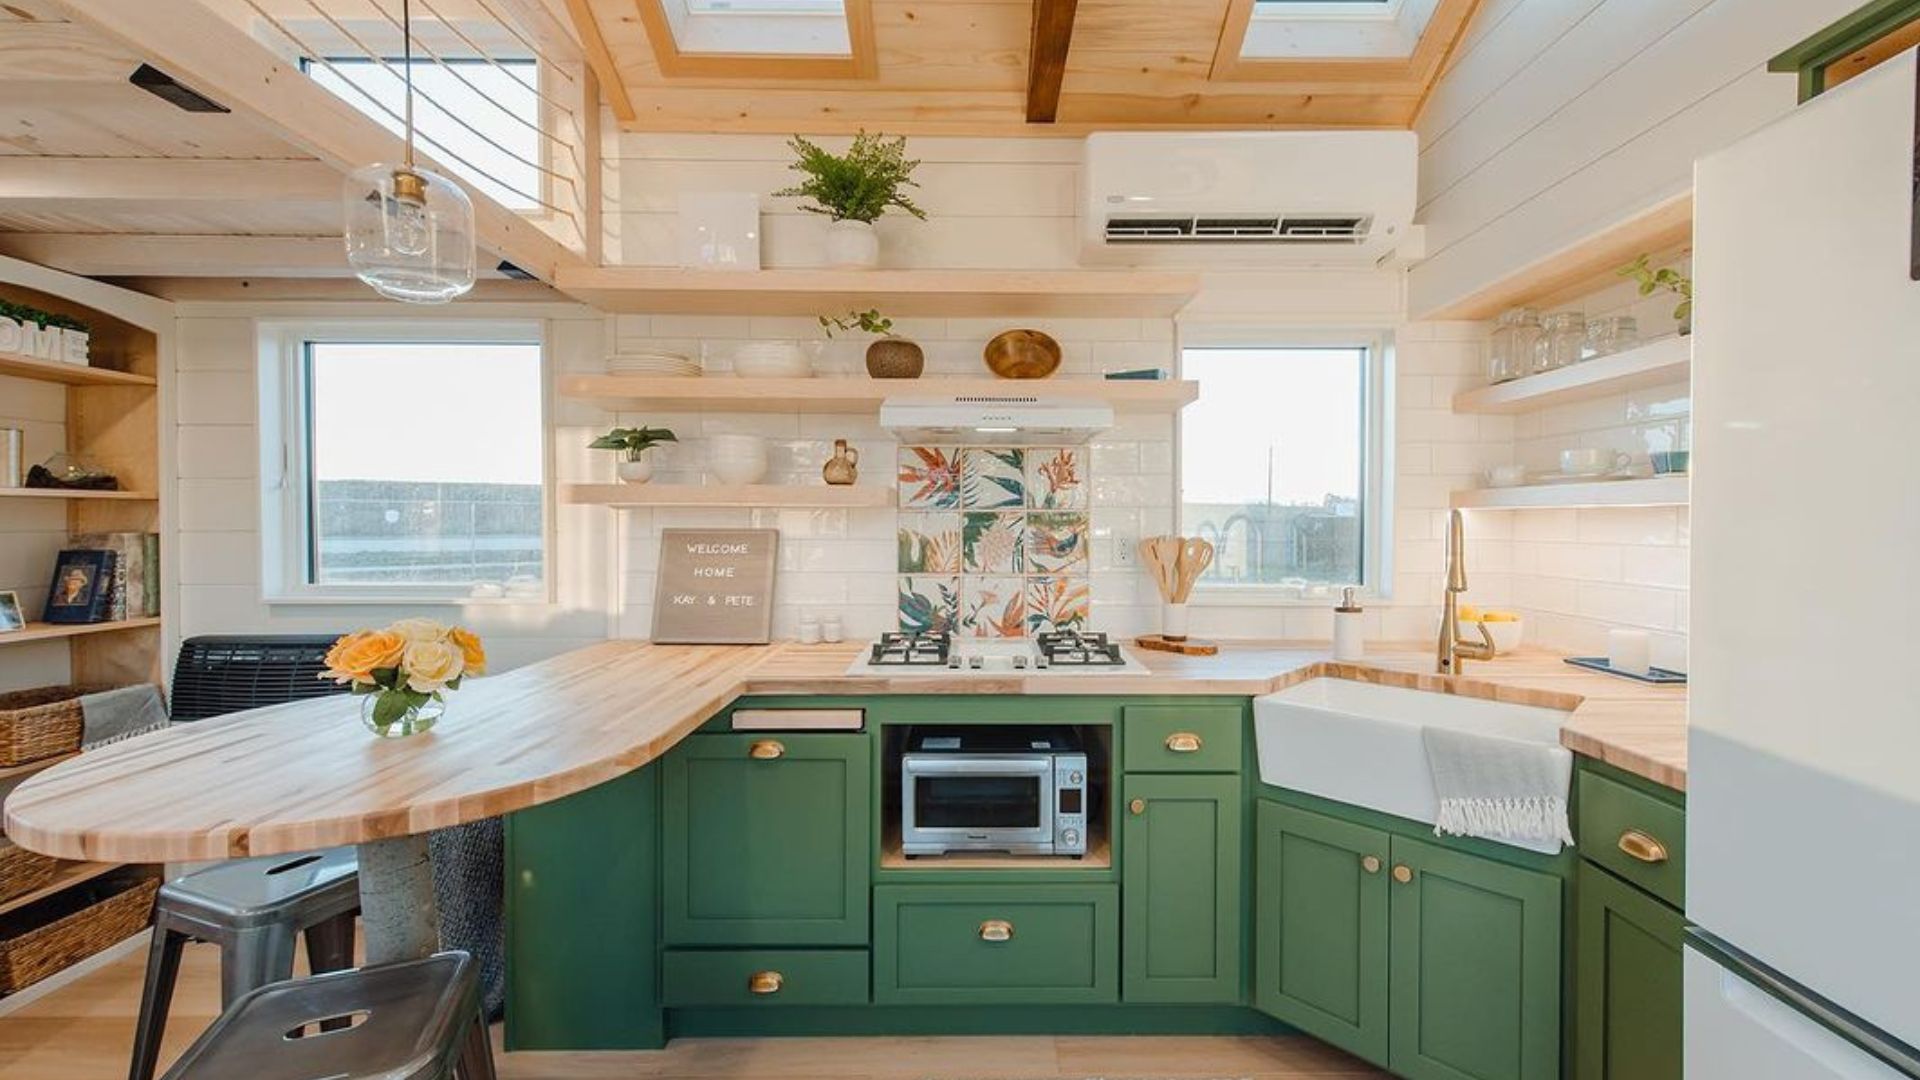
[[664, 0, 850, 55], [1242, 0, 1433, 59], [685, 0, 843, 12]]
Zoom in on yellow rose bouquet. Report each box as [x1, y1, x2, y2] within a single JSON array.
[[323, 618, 488, 737]]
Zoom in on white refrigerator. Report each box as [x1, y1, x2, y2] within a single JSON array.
[[1688, 49, 1920, 1079]]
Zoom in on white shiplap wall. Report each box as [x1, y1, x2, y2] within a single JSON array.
[[1408, 0, 1855, 317]]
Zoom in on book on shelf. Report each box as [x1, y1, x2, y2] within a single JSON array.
[[69, 532, 159, 621], [43, 548, 115, 624]]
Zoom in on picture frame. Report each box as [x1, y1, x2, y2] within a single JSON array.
[[0, 589, 23, 632], [43, 549, 115, 625], [651, 529, 778, 644]]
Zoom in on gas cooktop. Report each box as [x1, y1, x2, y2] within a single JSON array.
[[846, 631, 1149, 676]]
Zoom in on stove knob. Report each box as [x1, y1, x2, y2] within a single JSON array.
[[1068, 771, 1083, 785], [1013, 655, 1029, 669], [968, 656, 983, 669], [1061, 828, 1080, 847], [947, 656, 962, 669]]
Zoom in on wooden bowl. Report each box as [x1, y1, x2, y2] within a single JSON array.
[[983, 329, 1062, 379]]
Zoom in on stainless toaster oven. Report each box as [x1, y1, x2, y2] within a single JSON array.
[[899, 726, 1088, 857]]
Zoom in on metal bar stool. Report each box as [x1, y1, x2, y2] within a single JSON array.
[[130, 848, 361, 1080], [160, 951, 496, 1080]]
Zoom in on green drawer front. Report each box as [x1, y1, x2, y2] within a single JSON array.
[[874, 884, 1118, 1004], [662, 949, 870, 1007], [1122, 705, 1243, 773], [1577, 769, 1686, 908]]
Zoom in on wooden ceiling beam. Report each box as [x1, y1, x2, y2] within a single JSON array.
[[0, 20, 139, 82], [0, 158, 340, 204], [1026, 0, 1079, 123], [47, 0, 585, 285], [0, 234, 354, 278]]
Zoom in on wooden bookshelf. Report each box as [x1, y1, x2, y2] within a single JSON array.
[[0, 618, 163, 647], [563, 484, 898, 509], [0, 351, 155, 387], [0, 861, 121, 919], [560, 375, 1199, 414], [554, 266, 1200, 318], [0, 489, 157, 502]]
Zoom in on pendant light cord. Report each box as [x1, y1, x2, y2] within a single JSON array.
[[401, 0, 415, 170]]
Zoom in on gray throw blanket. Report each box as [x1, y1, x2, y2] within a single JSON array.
[[78, 684, 169, 748], [1423, 726, 1574, 850]]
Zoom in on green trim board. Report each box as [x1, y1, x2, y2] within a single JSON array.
[[1769, 0, 1920, 100]]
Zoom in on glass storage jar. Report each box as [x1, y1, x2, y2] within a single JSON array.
[[1535, 311, 1586, 372], [1584, 315, 1639, 359], [1488, 307, 1539, 383]]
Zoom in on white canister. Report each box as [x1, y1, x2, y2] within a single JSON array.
[[1332, 587, 1365, 662], [1607, 628, 1652, 676], [821, 615, 843, 643], [798, 617, 822, 645], [824, 219, 880, 268], [1161, 602, 1190, 641]]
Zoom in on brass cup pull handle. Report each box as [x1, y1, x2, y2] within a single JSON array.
[[1361, 855, 1382, 875], [1165, 732, 1203, 754], [978, 919, 1014, 943], [748, 739, 785, 760], [1391, 864, 1413, 884], [1129, 798, 1147, 816], [747, 970, 783, 995], [1618, 829, 1670, 865]]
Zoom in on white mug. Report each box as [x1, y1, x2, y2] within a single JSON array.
[[798, 617, 822, 645], [821, 616, 843, 643], [1560, 448, 1630, 475], [1607, 628, 1651, 676]]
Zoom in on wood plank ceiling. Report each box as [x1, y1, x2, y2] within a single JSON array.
[[573, 0, 1484, 135]]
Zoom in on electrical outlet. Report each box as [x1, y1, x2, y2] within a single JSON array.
[[1113, 536, 1137, 567]]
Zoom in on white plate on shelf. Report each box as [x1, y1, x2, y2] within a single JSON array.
[[1528, 469, 1643, 484]]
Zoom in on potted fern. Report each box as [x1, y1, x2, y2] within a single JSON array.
[[590, 426, 677, 484], [821, 308, 922, 378], [774, 132, 926, 269]]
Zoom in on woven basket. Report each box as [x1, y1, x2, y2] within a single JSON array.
[[0, 873, 158, 994], [0, 843, 58, 906], [0, 685, 95, 767]]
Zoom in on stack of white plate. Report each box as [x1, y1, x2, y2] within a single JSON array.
[[607, 351, 702, 377], [731, 341, 815, 378]]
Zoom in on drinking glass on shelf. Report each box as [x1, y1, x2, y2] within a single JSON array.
[[1535, 311, 1586, 372], [1488, 307, 1539, 384], [1584, 315, 1639, 359]]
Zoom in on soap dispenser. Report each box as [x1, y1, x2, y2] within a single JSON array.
[[1333, 587, 1365, 661]]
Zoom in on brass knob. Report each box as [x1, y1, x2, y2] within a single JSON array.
[[1617, 829, 1669, 864], [978, 919, 1013, 942], [748, 739, 785, 760], [1391, 864, 1413, 884], [1165, 732, 1203, 753], [747, 970, 783, 995], [1129, 797, 1147, 815], [1361, 855, 1382, 875]]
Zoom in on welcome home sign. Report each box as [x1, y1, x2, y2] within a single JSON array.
[[0, 316, 89, 365], [651, 528, 778, 644]]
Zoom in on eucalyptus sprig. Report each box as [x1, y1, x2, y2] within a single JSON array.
[[589, 426, 678, 455], [1619, 255, 1693, 325], [818, 309, 894, 338], [773, 132, 926, 225]]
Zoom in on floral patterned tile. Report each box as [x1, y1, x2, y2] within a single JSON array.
[[898, 576, 959, 635], [1025, 511, 1089, 573], [961, 576, 1027, 638], [1025, 446, 1087, 510], [961, 448, 1024, 510], [1026, 576, 1090, 635], [898, 512, 962, 574], [961, 512, 1023, 574], [898, 446, 961, 509]]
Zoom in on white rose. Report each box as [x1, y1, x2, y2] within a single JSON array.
[[402, 639, 465, 693], [389, 617, 452, 644]]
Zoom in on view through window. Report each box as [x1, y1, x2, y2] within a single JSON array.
[[1180, 346, 1368, 588], [304, 341, 544, 589]]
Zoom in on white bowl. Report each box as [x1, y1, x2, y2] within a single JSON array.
[[710, 459, 769, 485], [731, 342, 813, 378]]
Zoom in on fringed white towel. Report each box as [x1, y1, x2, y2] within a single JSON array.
[[1422, 726, 1574, 850], [78, 684, 168, 749]]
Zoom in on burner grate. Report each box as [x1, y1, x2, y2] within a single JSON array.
[[870, 631, 954, 666]]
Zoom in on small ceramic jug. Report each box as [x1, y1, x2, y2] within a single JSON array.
[[822, 439, 860, 485]]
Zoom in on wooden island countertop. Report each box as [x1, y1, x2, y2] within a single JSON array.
[[5, 640, 1685, 865]]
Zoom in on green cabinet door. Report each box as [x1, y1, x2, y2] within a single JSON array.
[[1122, 773, 1242, 1004], [1575, 862, 1683, 1080], [1252, 800, 1391, 1067], [662, 732, 871, 946], [1388, 835, 1562, 1080]]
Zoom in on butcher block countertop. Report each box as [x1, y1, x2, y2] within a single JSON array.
[[5, 640, 1685, 865]]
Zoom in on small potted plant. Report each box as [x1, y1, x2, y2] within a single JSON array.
[[774, 131, 926, 269], [590, 426, 677, 484], [821, 308, 922, 379], [1619, 255, 1694, 335]]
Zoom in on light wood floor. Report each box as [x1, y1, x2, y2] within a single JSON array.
[[0, 935, 1390, 1079]]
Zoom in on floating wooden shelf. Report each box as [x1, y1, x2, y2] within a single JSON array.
[[1452, 336, 1692, 415], [563, 483, 898, 509], [0, 351, 155, 387], [0, 861, 122, 918], [554, 267, 1200, 318], [1452, 476, 1689, 510], [560, 375, 1198, 413], [0, 618, 163, 646], [0, 488, 157, 502]]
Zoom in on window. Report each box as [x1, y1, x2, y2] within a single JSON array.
[[1242, 0, 1434, 59], [1179, 343, 1384, 593], [263, 325, 547, 602], [306, 57, 541, 211]]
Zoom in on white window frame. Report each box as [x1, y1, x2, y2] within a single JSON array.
[[257, 319, 553, 606], [1173, 327, 1394, 606]]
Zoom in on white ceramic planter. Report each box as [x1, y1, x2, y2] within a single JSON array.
[[825, 219, 880, 269], [616, 454, 654, 484]]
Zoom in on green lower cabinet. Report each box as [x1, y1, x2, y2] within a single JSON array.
[[1253, 800, 1392, 1067], [1574, 862, 1683, 1080], [662, 949, 870, 1007], [874, 884, 1119, 1005], [661, 732, 871, 946], [1388, 835, 1562, 1080], [1122, 773, 1242, 1004]]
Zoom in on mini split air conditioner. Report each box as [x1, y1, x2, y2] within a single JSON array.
[[1079, 131, 1420, 267]]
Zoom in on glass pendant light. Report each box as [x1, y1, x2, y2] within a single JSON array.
[[343, 0, 475, 303]]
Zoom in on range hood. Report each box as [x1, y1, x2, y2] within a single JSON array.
[[879, 395, 1115, 445]]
